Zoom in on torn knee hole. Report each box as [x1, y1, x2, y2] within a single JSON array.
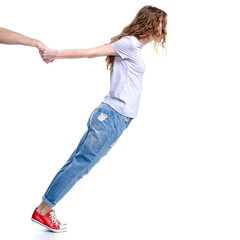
[[111, 139, 119, 149]]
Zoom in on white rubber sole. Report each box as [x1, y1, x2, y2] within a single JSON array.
[[31, 218, 67, 233]]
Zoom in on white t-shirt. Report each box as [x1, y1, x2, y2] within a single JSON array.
[[104, 36, 145, 118]]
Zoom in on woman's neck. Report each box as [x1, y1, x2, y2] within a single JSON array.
[[139, 37, 152, 45]]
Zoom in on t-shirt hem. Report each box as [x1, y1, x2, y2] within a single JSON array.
[[103, 100, 137, 119]]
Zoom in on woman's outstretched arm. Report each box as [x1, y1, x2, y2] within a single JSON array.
[[41, 44, 119, 63]]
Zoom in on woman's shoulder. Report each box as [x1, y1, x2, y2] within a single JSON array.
[[121, 35, 136, 42], [117, 36, 141, 48], [122, 36, 143, 47], [113, 36, 134, 49]]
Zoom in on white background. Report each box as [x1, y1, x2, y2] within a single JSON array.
[[0, 0, 240, 239]]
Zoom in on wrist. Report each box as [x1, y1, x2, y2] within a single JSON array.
[[31, 38, 39, 48], [55, 50, 62, 59], [34, 39, 47, 51]]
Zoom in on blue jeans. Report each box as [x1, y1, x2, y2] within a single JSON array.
[[42, 103, 132, 207]]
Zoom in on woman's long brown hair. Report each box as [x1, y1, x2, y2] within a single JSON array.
[[105, 5, 167, 71]]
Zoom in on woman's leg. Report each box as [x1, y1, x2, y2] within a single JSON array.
[[37, 201, 52, 215], [41, 103, 131, 208]]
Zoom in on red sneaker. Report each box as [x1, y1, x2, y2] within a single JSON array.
[[31, 208, 67, 233]]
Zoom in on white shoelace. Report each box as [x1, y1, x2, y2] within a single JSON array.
[[49, 210, 59, 227]]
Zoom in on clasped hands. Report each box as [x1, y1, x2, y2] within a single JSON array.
[[39, 48, 56, 64], [37, 42, 56, 64]]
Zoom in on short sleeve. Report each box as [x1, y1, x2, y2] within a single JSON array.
[[111, 37, 134, 60]]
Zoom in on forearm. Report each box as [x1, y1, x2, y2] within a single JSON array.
[[0, 27, 39, 47], [55, 48, 93, 59]]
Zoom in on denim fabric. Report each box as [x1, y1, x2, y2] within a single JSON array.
[[42, 103, 132, 207]]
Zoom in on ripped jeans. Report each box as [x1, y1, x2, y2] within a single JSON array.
[[42, 103, 132, 207]]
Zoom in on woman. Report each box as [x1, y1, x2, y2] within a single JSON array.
[[32, 5, 167, 232]]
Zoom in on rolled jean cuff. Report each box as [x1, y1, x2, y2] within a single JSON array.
[[42, 196, 55, 208]]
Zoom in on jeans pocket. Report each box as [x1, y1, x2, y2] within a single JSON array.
[[89, 109, 114, 132]]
